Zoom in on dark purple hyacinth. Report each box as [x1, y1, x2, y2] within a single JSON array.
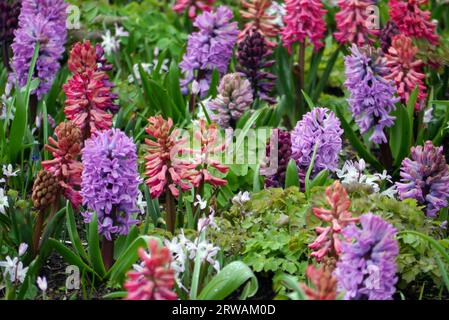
[[264, 129, 292, 188], [335, 213, 399, 300], [10, 0, 68, 99], [179, 6, 238, 97], [380, 21, 399, 54], [396, 141, 449, 217], [81, 129, 140, 240], [0, 0, 20, 68], [237, 31, 277, 104], [344, 45, 398, 144], [291, 107, 343, 184]]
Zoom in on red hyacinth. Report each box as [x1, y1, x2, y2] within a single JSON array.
[[309, 181, 358, 262], [300, 265, 337, 300], [124, 239, 178, 300], [389, 0, 439, 45], [334, 0, 379, 46], [144, 116, 196, 198], [68, 40, 98, 74], [173, 0, 215, 19], [63, 69, 115, 139], [385, 34, 427, 110], [41, 121, 83, 208], [281, 0, 327, 52], [191, 119, 229, 187]]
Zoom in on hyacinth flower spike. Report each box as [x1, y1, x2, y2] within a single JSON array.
[[173, 0, 216, 20], [300, 265, 337, 300], [0, 0, 20, 71]]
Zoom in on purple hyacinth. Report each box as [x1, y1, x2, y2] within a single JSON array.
[[10, 0, 68, 99], [380, 21, 399, 54], [81, 129, 141, 240], [344, 45, 398, 144], [264, 129, 292, 188], [179, 6, 238, 97], [396, 141, 449, 217], [335, 213, 399, 300], [0, 0, 20, 69], [291, 107, 343, 182]]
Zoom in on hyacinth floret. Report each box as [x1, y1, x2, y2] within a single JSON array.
[[173, 0, 216, 20], [264, 128, 292, 188]]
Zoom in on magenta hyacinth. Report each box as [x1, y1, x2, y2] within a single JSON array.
[[396, 141, 449, 217], [10, 0, 68, 99], [344, 45, 398, 144], [81, 129, 141, 240], [179, 6, 238, 97], [291, 107, 343, 182], [281, 0, 327, 52], [335, 213, 399, 300]]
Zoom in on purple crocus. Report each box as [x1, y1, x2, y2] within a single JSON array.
[[396, 141, 449, 217], [81, 129, 141, 240], [344, 45, 398, 144], [179, 6, 238, 97], [10, 0, 68, 99], [335, 213, 399, 300], [264, 129, 292, 188], [291, 107, 343, 184]]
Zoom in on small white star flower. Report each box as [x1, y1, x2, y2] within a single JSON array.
[[0, 188, 9, 214], [3, 164, 19, 177], [37, 276, 47, 292], [194, 194, 207, 210]]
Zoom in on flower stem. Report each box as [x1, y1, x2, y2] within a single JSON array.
[[32, 210, 45, 256], [101, 238, 114, 270], [165, 189, 176, 234], [2, 42, 11, 72], [379, 141, 393, 170]]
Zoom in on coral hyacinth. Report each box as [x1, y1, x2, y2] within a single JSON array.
[[239, 0, 280, 47], [309, 181, 358, 263], [42, 121, 83, 208], [124, 239, 178, 300], [300, 265, 337, 300], [173, 0, 215, 20], [396, 141, 449, 217], [389, 0, 439, 45], [385, 34, 427, 110], [281, 0, 327, 52], [334, 0, 379, 46]]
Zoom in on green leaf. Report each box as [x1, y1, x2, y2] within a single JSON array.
[[305, 142, 319, 198], [399, 230, 449, 264], [310, 169, 329, 189], [435, 255, 449, 294], [273, 273, 307, 300], [207, 69, 220, 98], [103, 291, 127, 299], [312, 46, 340, 102], [235, 107, 265, 153], [285, 159, 300, 188], [390, 104, 412, 166], [166, 61, 186, 118], [253, 164, 261, 192], [301, 90, 315, 109], [66, 203, 89, 261], [88, 212, 106, 277], [198, 261, 258, 300]]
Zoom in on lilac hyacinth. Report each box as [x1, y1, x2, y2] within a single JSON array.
[[81, 129, 141, 240], [396, 141, 449, 217], [344, 45, 398, 144], [11, 0, 68, 99], [179, 6, 239, 97], [291, 107, 343, 181], [335, 213, 399, 300]]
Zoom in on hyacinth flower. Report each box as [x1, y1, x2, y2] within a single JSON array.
[[191, 119, 229, 188], [389, 0, 439, 45], [207, 73, 253, 128], [173, 0, 215, 20], [239, 0, 280, 47], [309, 181, 358, 265], [68, 40, 113, 74], [291, 107, 343, 187], [281, 0, 327, 52], [334, 0, 379, 46], [0, 0, 20, 70], [385, 34, 427, 110], [179, 6, 238, 97], [237, 31, 277, 104], [344, 45, 398, 144], [396, 141, 449, 217], [335, 213, 399, 300], [300, 265, 337, 300], [10, 0, 68, 99], [379, 21, 400, 53], [144, 116, 196, 233], [263, 129, 292, 188], [41, 121, 83, 208], [81, 129, 140, 268], [124, 239, 178, 300]]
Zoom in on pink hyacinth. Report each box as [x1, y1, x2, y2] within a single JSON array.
[[334, 0, 379, 46], [389, 0, 439, 45], [173, 0, 216, 19], [309, 181, 358, 262], [385, 34, 427, 110], [281, 0, 327, 52], [124, 239, 178, 300]]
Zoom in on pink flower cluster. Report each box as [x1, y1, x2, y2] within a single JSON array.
[[173, 0, 215, 19]]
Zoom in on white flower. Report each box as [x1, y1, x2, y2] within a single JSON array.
[[128, 63, 152, 83], [136, 190, 147, 215], [151, 48, 169, 73], [0, 188, 9, 214], [232, 191, 251, 206], [37, 276, 47, 292], [164, 236, 187, 274], [267, 1, 286, 27], [191, 241, 220, 272], [0, 256, 28, 283], [194, 195, 207, 210], [381, 185, 398, 198], [197, 208, 219, 232], [114, 23, 129, 37], [18, 243, 28, 257], [423, 107, 433, 124], [191, 80, 200, 95], [3, 164, 19, 178], [101, 30, 120, 55]]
